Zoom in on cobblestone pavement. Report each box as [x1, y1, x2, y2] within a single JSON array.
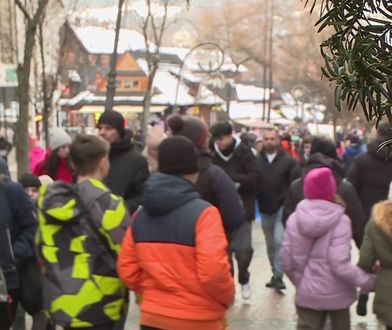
[[124, 222, 384, 330]]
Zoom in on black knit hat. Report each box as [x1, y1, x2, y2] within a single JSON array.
[[158, 136, 199, 175], [166, 114, 208, 148], [19, 173, 41, 189], [97, 110, 125, 138]]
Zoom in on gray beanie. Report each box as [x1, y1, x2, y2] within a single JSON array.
[[49, 127, 72, 151]]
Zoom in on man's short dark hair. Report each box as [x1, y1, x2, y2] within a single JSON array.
[[302, 136, 313, 146], [310, 137, 338, 159], [210, 122, 233, 138], [70, 134, 110, 175]]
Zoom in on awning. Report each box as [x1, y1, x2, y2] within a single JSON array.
[[73, 105, 166, 114]]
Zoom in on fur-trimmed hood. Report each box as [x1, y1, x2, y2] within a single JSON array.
[[373, 200, 392, 237]]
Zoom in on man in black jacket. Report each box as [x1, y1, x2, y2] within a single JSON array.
[[258, 128, 300, 290], [98, 111, 149, 214], [210, 121, 261, 299]]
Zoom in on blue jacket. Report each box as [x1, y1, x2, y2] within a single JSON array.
[[343, 145, 362, 175]]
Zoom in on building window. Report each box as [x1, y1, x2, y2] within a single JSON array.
[[124, 79, 131, 89], [133, 80, 139, 90]]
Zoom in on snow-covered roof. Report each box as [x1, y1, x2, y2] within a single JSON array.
[[151, 70, 195, 106], [137, 58, 224, 105], [236, 84, 271, 102], [71, 2, 182, 23], [229, 102, 280, 120], [160, 47, 248, 73], [71, 25, 154, 54]]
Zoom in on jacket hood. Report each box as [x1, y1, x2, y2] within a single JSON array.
[[214, 135, 241, 162], [142, 172, 199, 216], [39, 181, 82, 225], [373, 200, 392, 237], [295, 199, 345, 238], [367, 138, 392, 161], [109, 132, 133, 157], [304, 153, 344, 181]]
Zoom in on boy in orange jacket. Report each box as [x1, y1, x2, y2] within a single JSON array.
[[117, 136, 234, 330]]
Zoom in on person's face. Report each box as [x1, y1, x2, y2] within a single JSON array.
[[262, 130, 279, 153], [98, 124, 120, 144], [214, 134, 233, 150], [303, 143, 311, 157], [25, 187, 39, 203], [56, 145, 70, 159]]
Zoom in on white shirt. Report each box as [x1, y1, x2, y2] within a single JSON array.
[[266, 152, 277, 164]]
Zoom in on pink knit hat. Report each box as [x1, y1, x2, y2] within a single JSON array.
[[304, 167, 337, 201]]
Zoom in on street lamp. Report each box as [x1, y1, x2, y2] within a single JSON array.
[[291, 85, 305, 119], [174, 42, 225, 108]]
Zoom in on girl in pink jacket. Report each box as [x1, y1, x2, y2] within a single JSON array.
[[280, 167, 375, 330]]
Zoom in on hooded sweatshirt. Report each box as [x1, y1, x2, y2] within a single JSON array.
[[37, 179, 130, 328], [280, 199, 374, 310], [117, 173, 234, 329]]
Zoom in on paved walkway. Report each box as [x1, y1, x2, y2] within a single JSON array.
[[124, 222, 383, 330]]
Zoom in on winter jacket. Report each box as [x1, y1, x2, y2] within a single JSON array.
[[212, 136, 261, 221], [29, 146, 46, 174], [347, 138, 392, 219], [117, 173, 234, 328], [196, 151, 245, 232], [343, 145, 362, 175], [358, 200, 392, 326], [0, 179, 36, 291], [283, 153, 366, 248], [106, 134, 149, 213], [280, 199, 375, 311], [257, 149, 300, 215], [37, 179, 130, 328], [34, 153, 73, 183]]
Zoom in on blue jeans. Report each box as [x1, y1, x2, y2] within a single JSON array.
[[261, 207, 284, 278]]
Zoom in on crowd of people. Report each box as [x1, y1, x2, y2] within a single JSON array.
[[0, 110, 392, 330]]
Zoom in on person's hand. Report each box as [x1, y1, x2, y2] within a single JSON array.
[[372, 260, 380, 273]]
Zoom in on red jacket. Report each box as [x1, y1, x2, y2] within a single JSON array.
[[33, 154, 73, 183], [117, 173, 234, 329]]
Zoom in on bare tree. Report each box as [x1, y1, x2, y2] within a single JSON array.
[[14, 0, 50, 176], [140, 0, 170, 137]]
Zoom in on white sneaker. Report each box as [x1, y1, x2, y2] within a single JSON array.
[[241, 283, 251, 300]]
